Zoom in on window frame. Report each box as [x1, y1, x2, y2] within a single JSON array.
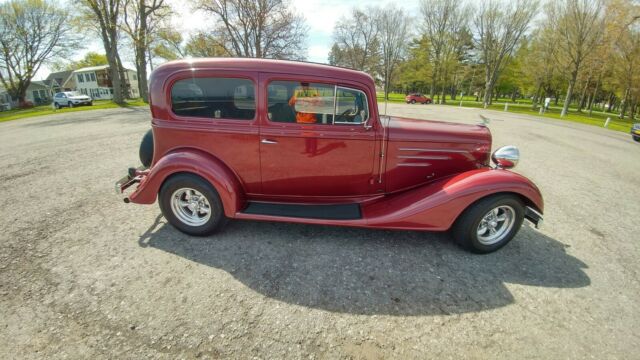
[[333, 85, 369, 126], [166, 71, 258, 123], [265, 80, 369, 127]]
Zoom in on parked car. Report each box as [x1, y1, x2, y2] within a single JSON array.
[[405, 93, 432, 104], [632, 123, 640, 142], [116, 58, 543, 253], [52, 91, 92, 109]]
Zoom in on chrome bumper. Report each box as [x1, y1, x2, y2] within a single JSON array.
[[525, 207, 543, 229]]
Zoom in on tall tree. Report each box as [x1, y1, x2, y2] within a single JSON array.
[[474, 0, 538, 106], [377, 6, 410, 102], [192, 0, 308, 60], [420, 0, 469, 102], [77, 0, 127, 104], [0, 0, 77, 104], [328, 8, 380, 73], [122, 0, 168, 102], [548, 0, 604, 117]]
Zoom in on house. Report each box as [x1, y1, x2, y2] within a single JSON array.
[[0, 81, 51, 110], [62, 65, 139, 100], [44, 70, 73, 96]]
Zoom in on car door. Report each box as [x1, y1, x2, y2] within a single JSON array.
[[259, 74, 377, 197]]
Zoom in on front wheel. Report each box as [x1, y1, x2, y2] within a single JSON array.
[[159, 173, 227, 236], [410, 99, 416, 104], [68, 102, 74, 108], [451, 194, 525, 254], [54, 102, 60, 109]]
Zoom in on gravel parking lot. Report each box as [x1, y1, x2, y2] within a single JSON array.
[[1, 103, 638, 359]]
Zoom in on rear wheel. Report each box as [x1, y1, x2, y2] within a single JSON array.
[[159, 173, 227, 236], [68, 101, 74, 108], [410, 99, 416, 104], [633, 135, 640, 142], [451, 194, 525, 254]]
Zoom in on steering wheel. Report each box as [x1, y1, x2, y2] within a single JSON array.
[[336, 109, 353, 122]]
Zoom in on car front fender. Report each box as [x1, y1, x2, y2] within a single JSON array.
[[128, 148, 245, 217], [362, 168, 543, 231]]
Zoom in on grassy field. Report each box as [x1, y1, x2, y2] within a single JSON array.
[[0, 98, 147, 122], [377, 92, 635, 133]]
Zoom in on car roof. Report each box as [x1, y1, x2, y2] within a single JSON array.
[[154, 58, 375, 85]]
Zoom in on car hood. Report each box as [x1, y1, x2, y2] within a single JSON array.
[[69, 95, 91, 100], [386, 116, 491, 144]]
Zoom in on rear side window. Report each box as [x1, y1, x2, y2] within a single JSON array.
[[171, 77, 255, 120]]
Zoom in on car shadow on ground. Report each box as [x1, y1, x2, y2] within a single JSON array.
[[138, 215, 590, 316]]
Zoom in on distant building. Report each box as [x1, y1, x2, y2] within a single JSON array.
[[44, 70, 73, 95], [0, 81, 51, 110], [62, 65, 139, 100]]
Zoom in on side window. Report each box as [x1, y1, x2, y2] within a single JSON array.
[[171, 77, 255, 120], [334, 87, 369, 124], [267, 81, 335, 124]]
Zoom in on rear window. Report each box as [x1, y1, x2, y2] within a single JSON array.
[[171, 77, 255, 120]]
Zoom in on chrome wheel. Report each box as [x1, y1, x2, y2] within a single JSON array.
[[170, 188, 212, 227], [476, 205, 516, 245]]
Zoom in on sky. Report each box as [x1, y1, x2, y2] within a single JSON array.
[[34, 0, 420, 80]]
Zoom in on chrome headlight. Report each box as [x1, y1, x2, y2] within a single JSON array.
[[491, 145, 519, 169]]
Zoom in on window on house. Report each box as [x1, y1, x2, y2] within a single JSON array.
[[171, 77, 256, 120], [85, 74, 91, 82], [77, 74, 84, 83], [90, 73, 96, 82], [133, 74, 138, 80], [33, 90, 39, 99]]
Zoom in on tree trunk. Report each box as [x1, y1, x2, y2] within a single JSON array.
[[135, 3, 149, 102], [588, 79, 600, 117], [619, 88, 630, 119], [561, 69, 578, 117], [577, 76, 590, 112], [532, 82, 542, 110]]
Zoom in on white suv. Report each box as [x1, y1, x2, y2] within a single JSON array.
[[53, 92, 93, 109]]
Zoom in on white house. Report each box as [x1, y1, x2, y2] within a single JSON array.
[[0, 81, 51, 110], [62, 65, 140, 100]]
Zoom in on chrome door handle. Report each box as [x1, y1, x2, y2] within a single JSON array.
[[261, 139, 278, 144]]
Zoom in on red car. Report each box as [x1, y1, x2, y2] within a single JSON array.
[[405, 93, 432, 104], [116, 58, 543, 253]]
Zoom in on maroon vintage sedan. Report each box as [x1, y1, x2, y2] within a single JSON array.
[[116, 58, 543, 253]]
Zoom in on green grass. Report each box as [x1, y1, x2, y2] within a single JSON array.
[[0, 98, 147, 122], [378, 92, 635, 133]]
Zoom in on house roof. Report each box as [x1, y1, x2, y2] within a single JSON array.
[[73, 65, 110, 73], [30, 81, 49, 89], [46, 70, 73, 87]]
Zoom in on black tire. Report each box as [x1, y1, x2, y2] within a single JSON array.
[[68, 101, 74, 108], [451, 194, 525, 254], [159, 173, 227, 236], [54, 102, 60, 109], [139, 129, 154, 168], [410, 99, 416, 104], [89, 101, 93, 106], [633, 135, 640, 142]]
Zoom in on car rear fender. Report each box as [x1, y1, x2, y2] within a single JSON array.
[[362, 168, 543, 230], [128, 148, 245, 217]]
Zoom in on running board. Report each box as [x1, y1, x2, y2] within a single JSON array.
[[242, 201, 362, 220]]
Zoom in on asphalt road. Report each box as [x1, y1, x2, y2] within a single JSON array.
[[1, 103, 638, 359]]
